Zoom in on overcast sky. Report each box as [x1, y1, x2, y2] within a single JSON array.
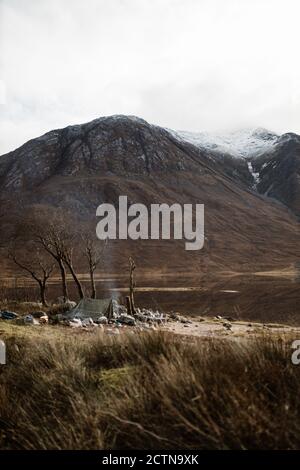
[[1, 0, 300, 154]]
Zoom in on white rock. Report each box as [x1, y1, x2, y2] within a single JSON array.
[[24, 315, 39, 325], [82, 317, 96, 327], [39, 315, 48, 324], [69, 319, 82, 328]]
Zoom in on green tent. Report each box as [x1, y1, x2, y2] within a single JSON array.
[[64, 298, 116, 321]]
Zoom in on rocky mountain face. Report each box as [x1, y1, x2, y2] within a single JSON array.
[[174, 126, 300, 217], [1, 116, 205, 189], [250, 133, 300, 217], [0, 115, 299, 275]]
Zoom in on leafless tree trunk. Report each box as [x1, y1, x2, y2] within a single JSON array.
[[34, 221, 84, 300], [35, 233, 69, 302], [57, 257, 68, 301], [90, 267, 96, 299], [82, 236, 106, 299], [129, 257, 136, 315], [62, 252, 84, 299]]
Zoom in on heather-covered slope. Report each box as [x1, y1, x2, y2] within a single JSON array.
[[0, 115, 299, 274]]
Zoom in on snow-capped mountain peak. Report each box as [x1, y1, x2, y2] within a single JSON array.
[[168, 127, 279, 159]]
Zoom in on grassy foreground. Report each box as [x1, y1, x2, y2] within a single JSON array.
[[0, 322, 300, 450]]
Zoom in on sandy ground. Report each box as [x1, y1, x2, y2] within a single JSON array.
[[161, 318, 300, 341], [1, 317, 300, 347]]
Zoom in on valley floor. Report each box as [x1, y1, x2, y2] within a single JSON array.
[[163, 317, 300, 340]]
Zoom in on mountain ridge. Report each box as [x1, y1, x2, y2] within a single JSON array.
[[2, 115, 299, 217], [0, 114, 299, 277]]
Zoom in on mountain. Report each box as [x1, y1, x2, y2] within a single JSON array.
[[168, 127, 279, 159], [250, 133, 300, 216], [0, 115, 299, 278], [174, 127, 300, 217]]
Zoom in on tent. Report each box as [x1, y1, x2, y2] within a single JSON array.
[[63, 298, 118, 321]]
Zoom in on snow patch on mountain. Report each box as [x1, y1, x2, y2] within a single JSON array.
[[247, 161, 260, 188], [168, 127, 279, 160]]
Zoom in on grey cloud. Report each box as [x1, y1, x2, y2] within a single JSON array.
[[0, 0, 299, 154]]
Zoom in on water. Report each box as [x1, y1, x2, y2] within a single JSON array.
[[2, 273, 299, 325]]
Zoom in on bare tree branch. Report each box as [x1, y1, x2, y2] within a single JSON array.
[[8, 247, 54, 306], [81, 235, 107, 299]]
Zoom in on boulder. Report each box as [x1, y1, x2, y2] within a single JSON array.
[[97, 316, 108, 325], [118, 314, 136, 326], [30, 311, 47, 319], [24, 315, 39, 325], [178, 316, 192, 324], [82, 317, 96, 327], [69, 318, 82, 328], [39, 315, 49, 324]]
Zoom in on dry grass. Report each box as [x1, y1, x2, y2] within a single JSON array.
[[0, 300, 45, 315], [0, 323, 300, 450]]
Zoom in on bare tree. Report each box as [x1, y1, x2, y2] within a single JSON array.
[[36, 222, 85, 300], [128, 256, 136, 315], [60, 238, 85, 299], [34, 224, 70, 302], [8, 247, 54, 306], [82, 235, 106, 299], [9, 208, 86, 302]]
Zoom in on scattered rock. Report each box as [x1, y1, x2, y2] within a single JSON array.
[[39, 315, 48, 324], [24, 315, 39, 325], [46, 302, 194, 334], [82, 317, 96, 327], [69, 319, 82, 328], [169, 312, 181, 321], [134, 308, 166, 325], [30, 311, 47, 319], [182, 318, 192, 324], [97, 316, 108, 325], [118, 314, 136, 326]]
